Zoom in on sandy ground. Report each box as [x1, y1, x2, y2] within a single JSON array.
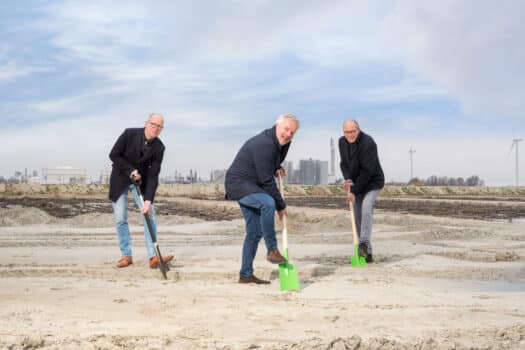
[[0, 199, 524, 349]]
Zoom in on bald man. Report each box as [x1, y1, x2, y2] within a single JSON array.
[[339, 119, 384, 263], [109, 113, 173, 269]]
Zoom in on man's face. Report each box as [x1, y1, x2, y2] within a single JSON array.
[[343, 121, 360, 143], [276, 119, 299, 145], [145, 115, 164, 140]]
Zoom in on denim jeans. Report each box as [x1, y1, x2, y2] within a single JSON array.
[[354, 189, 380, 254], [238, 192, 278, 278], [111, 184, 156, 259]]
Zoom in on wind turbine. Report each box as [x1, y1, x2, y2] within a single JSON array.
[[509, 138, 523, 186]]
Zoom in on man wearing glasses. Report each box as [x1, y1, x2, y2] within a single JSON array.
[[108, 113, 173, 269], [339, 119, 384, 263]]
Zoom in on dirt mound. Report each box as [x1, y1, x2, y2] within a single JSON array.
[[0, 206, 57, 226]]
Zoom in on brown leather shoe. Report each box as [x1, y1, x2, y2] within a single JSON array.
[[238, 275, 270, 284], [267, 248, 287, 264], [149, 255, 174, 269], [117, 256, 132, 268]]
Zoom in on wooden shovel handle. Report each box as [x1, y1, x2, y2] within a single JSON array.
[[348, 187, 359, 246], [277, 174, 288, 250]]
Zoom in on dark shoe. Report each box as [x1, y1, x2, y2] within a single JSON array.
[[117, 256, 132, 268], [149, 255, 174, 268], [267, 248, 287, 264], [358, 243, 373, 263], [238, 275, 270, 284], [358, 243, 368, 258]]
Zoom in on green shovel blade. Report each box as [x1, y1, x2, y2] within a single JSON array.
[[350, 244, 367, 267], [279, 248, 300, 291]]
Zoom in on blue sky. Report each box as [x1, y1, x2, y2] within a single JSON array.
[[1, 1, 524, 185]]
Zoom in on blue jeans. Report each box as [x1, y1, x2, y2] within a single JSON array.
[[354, 189, 380, 253], [111, 184, 156, 259], [238, 192, 278, 278]]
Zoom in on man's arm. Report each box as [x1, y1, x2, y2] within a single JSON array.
[[252, 147, 286, 211], [350, 141, 379, 195], [338, 137, 351, 180], [143, 145, 165, 203], [109, 129, 135, 177]]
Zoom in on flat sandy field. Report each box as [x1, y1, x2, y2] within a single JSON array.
[[0, 185, 524, 349]]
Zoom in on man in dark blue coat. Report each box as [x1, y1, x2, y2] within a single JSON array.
[[339, 119, 384, 263], [109, 113, 173, 269], [225, 114, 300, 284]]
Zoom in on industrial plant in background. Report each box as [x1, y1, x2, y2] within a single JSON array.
[[282, 159, 328, 185]]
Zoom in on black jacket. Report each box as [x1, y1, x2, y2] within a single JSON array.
[[339, 131, 384, 195], [108, 128, 165, 203], [225, 126, 289, 210]]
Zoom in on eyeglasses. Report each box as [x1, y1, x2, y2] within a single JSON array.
[[344, 129, 358, 135], [149, 122, 164, 130]]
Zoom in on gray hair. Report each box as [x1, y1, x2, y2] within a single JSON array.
[[343, 119, 360, 129], [148, 113, 164, 121], [275, 113, 300, 128]]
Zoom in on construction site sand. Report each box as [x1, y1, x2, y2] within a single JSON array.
[[0, 201, 524, 349]]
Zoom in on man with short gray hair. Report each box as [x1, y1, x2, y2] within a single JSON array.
[[225, 114, 300, 284]]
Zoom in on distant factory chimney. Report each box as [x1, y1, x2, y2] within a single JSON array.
[[330, 138, 335, 176]]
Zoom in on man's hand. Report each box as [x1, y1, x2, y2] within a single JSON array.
[[275, 167, 286, 178], [141, 200, 152, 215], [277, 208, 287, 221], [130, 169, 142, 183], [343, 180, 355, 204], [342, 179, 353, 191]]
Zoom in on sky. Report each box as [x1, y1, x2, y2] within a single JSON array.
[[1, 1, 524, 186]]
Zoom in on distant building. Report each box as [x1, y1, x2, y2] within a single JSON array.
[[41, 166, 88, 184], [330, 138, 335, 176], [298, 159, 329, 185], [99, 167, 111, 185], [210, 169, 227, 183], [282, 161, 294, 184]]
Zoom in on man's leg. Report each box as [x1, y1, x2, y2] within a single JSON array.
[[238, 203, 263, 278], [239, 193, 278, 250], [112, 189, 132, 266], [130, 185, 174, 268], [130, 185, 156, 259], [358, 189, 380, 260]]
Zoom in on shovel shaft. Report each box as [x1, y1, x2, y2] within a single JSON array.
[[347, 187, 359, 246], [282, 221, 288, 250], [278, 175, 288, 250], [277, 174, 301, 290], [134, 183, 168, 279], [348, 202, 359, 246]]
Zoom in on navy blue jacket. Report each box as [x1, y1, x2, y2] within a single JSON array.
[[109, 128, 165, 203], [339, 131, 384, 196], [225, 126, 289, 210]]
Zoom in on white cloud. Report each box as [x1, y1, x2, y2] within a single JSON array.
[[383, 0, 525, 118], [1, 1, 523, 186], [0, 61, 49, 81]]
